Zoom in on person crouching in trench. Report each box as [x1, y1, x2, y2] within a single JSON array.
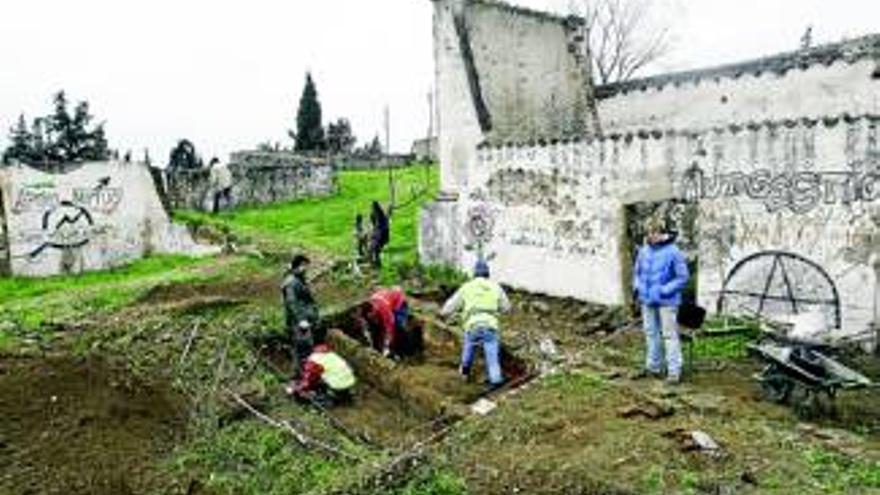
[[286, 343, 356, 407]]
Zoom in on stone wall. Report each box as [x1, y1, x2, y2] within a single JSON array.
[[166, 151, 337, 211], [336, 154, 416, 170], [0, 161, 215, 277]]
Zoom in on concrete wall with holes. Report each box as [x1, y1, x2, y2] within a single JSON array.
[[0, 161, 216, 277]]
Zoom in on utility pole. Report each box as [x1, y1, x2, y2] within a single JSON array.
[[385, 105, 396, 214]]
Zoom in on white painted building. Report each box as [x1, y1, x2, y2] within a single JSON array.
[[420, 0, 880, 342]]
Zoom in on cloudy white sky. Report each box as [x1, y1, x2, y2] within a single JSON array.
[[1, 1, 878, 165]]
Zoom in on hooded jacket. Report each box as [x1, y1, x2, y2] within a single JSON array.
[[633, 237, 690, 307]]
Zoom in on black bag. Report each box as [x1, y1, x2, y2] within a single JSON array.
[[677, 302, 706, 329]]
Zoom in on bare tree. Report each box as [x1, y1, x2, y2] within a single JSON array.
[[572, 0, 673, 85]]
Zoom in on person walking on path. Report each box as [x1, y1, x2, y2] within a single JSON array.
[[441, 259, 511, 389], [632, 217, 690, 384], [368, 201, 389, 268]]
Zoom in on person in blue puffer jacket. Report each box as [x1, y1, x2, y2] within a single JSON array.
[[633, 216, 690, 384]]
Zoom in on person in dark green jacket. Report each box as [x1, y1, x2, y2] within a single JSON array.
[[281, 254, 320, 377]]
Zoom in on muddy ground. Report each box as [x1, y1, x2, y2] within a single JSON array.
[[0, 356, 185, 495]]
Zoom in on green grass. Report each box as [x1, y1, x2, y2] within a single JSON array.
[[804, 447, 880, 493], [693, 316, 761, 360], [0, 254, 204, 303], [175, 164, 438, 267], [171, 419, 347, 495], [0, 254, 266, 350], [393, 468, 469, 495]]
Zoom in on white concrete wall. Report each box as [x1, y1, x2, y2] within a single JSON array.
[[433, 0, 484, 196], [467, 1, 588, 142], [598, 59, 880, 134], [467, 116, 879, 334], [0, 161, 214, 277]]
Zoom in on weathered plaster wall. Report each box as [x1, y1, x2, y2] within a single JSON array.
[[432, 0, 486, 196], [463, 115, 879, 334], [0, 161, 214, 277], [166, 151, 337, 211], [422, 0, 879, 337], [467, 1, 589, 143], [423, 0, 594, 261], [597, 35, 880, 133]]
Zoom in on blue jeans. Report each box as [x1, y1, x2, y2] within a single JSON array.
[[642, 305, 682, 378], [461, 327, 503, 385], [394, 303, 409, 332]]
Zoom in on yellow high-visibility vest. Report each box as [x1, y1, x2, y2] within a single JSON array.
[[460, 278, 502, 331], [311, 352, 356, 390]]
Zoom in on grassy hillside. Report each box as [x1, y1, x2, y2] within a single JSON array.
[[175, 164, 438, 267]]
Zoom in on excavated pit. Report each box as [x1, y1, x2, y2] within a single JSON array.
[[259, 302, 533, 448]]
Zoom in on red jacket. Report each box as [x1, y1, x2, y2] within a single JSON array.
[[294, 359, 324, 394], [369, 287, 405, 350]]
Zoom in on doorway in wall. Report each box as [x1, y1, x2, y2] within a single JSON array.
[[622, 200, 699, 314]]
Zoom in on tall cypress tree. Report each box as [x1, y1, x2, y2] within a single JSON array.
[[294, 73, 325, 152]]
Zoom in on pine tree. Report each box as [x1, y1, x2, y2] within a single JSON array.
[[2, 114, 32, 164], [326, 117, 356, 154], [168, 139, 202, 169], [293, 73, 325, 152], [367, 135, 383, 156], [1, 90, 109, 167]]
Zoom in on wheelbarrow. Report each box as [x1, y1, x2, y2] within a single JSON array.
[[747, 337, 875, 418]]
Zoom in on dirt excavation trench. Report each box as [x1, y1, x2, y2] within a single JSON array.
[[284, 305, 533, 448], [0, 355, 186, 495]]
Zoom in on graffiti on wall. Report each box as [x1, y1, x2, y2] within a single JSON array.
[[486, 168, 579, 216], [717, 250, 842, 329], [682, 164, 880, 214], [11, 177, 123, 259]]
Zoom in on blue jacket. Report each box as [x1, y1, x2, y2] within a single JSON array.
[[633, 239, 689, 307]]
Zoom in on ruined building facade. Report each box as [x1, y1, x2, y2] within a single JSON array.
[[420, 0, 880, 340]]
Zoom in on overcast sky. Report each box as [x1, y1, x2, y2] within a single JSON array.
[[1, 1, 878, 166]]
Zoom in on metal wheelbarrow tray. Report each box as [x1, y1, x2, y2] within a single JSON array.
[[747, 340, 875, 417]]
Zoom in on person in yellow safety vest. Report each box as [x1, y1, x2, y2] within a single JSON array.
[[286, 343, 356, 406], [440, 259, 511, 389]]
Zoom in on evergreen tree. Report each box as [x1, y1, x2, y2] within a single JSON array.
[[367, 135, 383, 156], [168, 139, 202, 169], [326, 117, 356, 154], [2, 114, 32, 164], [1, 90, 109, 167], [293, 73, 325, 152]]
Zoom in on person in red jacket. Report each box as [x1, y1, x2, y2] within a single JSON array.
[[358, 286, 416, 358], [285, 344, 356, 406]]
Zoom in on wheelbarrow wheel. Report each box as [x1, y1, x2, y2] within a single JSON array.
[[760, 364, 794, 404], [791, 386, 837, 420]]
